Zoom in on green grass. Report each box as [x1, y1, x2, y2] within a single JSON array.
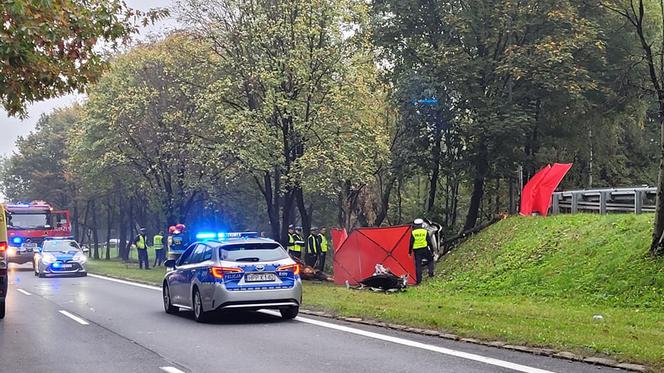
[[86, 215, 664, 369]]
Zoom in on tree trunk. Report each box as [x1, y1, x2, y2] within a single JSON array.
[[374, 176, 396, 227], [651, 99, 664, 256], [427, 122, 443, 213], [464, 140, 488, 230], [105, 197, 113, 260], [295, 187, 311, 239], [91, 199, 100, 260], [118, 193, 127, 260]]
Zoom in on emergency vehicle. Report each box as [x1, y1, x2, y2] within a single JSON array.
[[1, 204, 9, 319], [5, 202, 71, 270]]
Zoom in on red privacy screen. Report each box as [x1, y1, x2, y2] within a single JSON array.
[[333, 225, 416, 286]]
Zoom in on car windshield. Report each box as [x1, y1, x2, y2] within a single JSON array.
[[219, 243, 288, 262], [42, 240, 80, 253], [8, 213, 50, 229]]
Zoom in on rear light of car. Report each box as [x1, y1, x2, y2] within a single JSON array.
[[0, 242, 6, 252], [277, 263, 300, 275], [210, 266, 243, 279]]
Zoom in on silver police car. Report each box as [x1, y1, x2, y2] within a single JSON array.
[[162, 233, 302, 322], [34, 238, 88, 277]]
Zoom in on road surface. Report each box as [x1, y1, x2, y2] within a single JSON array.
[[0, 265, 627, 373]]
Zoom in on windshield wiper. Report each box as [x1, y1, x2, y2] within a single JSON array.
[[235, 257, 260, 262]]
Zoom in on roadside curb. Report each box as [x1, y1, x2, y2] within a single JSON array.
[[87, 271, 650, 373], [297, 309, 650, 373]]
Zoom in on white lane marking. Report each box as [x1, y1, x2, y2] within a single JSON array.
[[16, 288, 31, 296], [91, 274, 556, 373], [88, 273, 162, 291], [160, 367, 185, 373], [59, 310, 90, 325], [262, 310, 556, 373]]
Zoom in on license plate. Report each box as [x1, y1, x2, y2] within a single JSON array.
[[21, 243, 37, 251], [245, 273, 276, 282]]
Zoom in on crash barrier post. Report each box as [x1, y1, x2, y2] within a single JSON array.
[[551, 187, 656, 215]]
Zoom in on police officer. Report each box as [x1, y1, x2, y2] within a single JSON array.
[[152, 231, 166, 267], [306, 226, 321, 267], [317, 227, 329, 271], [409, 218, 434, 284], [133, 228, 150, 270], [287, 224, 303, 260]]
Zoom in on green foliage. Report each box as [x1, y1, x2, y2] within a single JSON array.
[[0, 106, 82, 207], [0, 0, 168, 117], [71, 34, 227, 223]]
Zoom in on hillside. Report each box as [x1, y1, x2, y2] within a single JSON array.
[[437, 214, 664, 308]]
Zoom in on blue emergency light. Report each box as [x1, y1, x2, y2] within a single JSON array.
[[11, 237, 22, 245], [195, 232, 259, 240]]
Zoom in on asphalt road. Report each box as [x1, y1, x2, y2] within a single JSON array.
[[0, 265, 627, 373]]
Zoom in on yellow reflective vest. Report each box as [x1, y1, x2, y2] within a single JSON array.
[[136, 235, 146, 249], [411, 228, 428, 250], [319, 234, 328, 253], [288, 233, 301, 252]]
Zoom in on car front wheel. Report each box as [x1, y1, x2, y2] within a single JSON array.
[[280, 306, 299, 320], [0, 300, 5, 319]]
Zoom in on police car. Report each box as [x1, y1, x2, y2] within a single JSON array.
[[162, 232, 302, 322], [33, 238, 88, 278]]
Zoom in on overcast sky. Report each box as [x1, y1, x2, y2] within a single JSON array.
[[0, 0, 178, 156]]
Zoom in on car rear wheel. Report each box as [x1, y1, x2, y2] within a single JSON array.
[[38, 272, 45, 278], [192, 288, 209, 323], [0, 300, 5, 319], [163, 284, 178, 314], [280, 306, 299, 320]]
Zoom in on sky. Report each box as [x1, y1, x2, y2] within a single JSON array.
[[0, 0, 178, 157]]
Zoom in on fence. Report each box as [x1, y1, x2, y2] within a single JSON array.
[[551, 187, 657, 214]]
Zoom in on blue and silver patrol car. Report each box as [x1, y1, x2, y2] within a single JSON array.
[[34, 238, 88, 277], [162, 232, 302, 322]]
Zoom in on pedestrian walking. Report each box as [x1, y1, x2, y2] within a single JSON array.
[[306, 226, 321, 267], [409, 218, 434, 284], [133, 227, 150, 270], [153, 231, 166, 267], [317, 227, 329, 271]]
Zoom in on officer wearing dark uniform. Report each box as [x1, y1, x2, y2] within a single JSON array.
[[133, 228, 150, 270], [286, 225, 302, 259], [306, 226, 321, 267], [409, 219, 434, 284], [317, 227, 329, 271]]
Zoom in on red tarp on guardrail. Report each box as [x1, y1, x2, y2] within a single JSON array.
[[520, 163, 573, 216], [333, 225, 416, 286]]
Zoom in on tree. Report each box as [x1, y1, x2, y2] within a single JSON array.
[[180, 0, 382, 241], [373, 0, 604, 230], [72, 34, 228, 226], [0, 0, 167, 117], [601, 0, 664, 256]]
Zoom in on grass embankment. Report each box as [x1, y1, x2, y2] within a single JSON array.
[[87, 214, 664, 368], [306, 214, 664, 369]]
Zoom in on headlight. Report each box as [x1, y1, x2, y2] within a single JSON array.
[[42, 253, 56, 264], [8, 247, 16, 256], [73, 252, 87, 263]]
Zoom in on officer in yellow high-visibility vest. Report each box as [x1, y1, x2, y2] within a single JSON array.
[[152, 231, 166, 267], [286, 225, 302, 260], [317, 227, 329, 271], [132, 228, 150, 270], [409, 218, 434, 284]]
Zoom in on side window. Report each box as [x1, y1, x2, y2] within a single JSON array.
[[201, 245, 213, 262], [187, 244, 206, 265], [178, 244, 197, 266]]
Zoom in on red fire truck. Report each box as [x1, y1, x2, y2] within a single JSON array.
[[5, 202, 71, 269]]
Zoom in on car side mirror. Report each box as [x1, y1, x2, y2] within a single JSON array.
[[164, 259, 176, 269], [82, 247, 90, 254]]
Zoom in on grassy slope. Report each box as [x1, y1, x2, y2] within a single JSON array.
[[87, 215, 664, 368], [304, 214, 664, 368]]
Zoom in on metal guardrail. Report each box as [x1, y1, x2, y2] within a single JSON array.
[[552, 187, 657, 214]]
